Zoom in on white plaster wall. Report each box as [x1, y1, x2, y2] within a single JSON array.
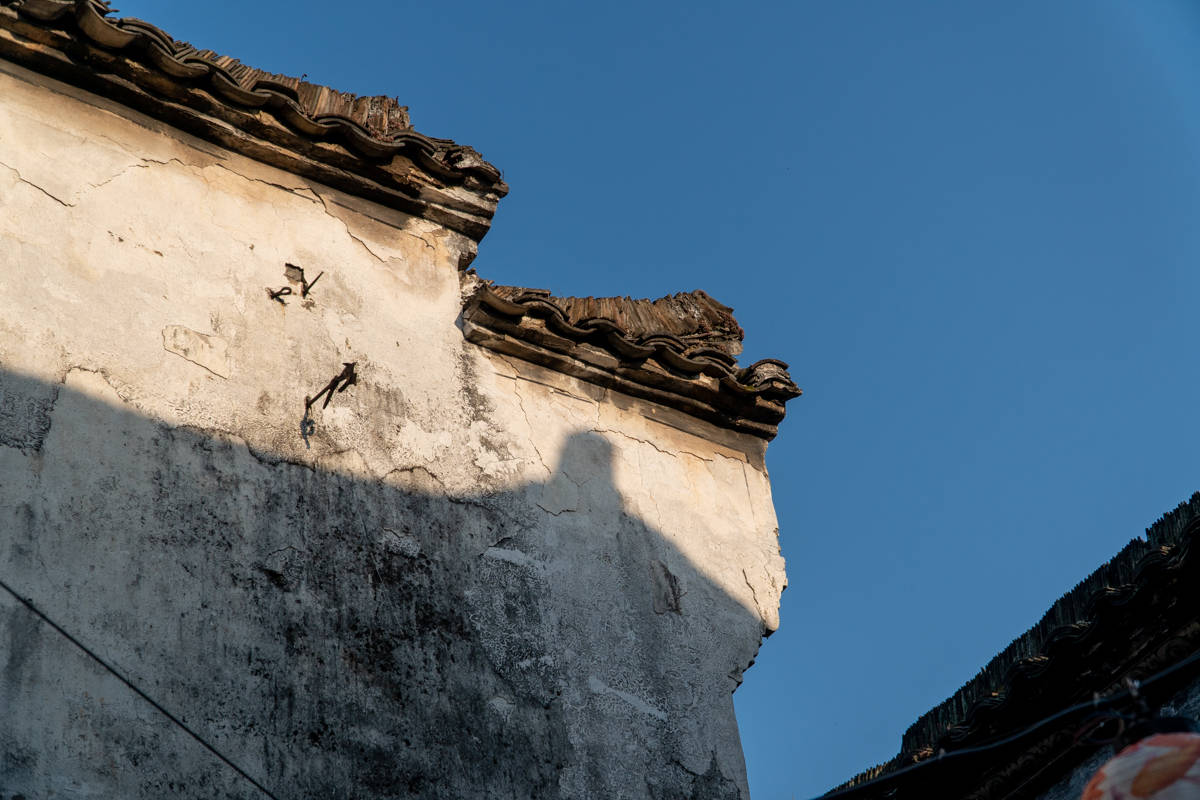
[[0, 59, 786, 799]]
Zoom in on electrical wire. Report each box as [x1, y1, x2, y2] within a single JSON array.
[[816, 645, 1200, 799], [0, 576, 280, 800]]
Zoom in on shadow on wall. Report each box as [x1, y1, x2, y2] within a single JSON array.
[[0, 367, 761, 800]]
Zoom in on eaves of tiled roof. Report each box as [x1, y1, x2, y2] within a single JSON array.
[[0, 1, 803, 437], [0, 0, 507, 245], [462, 284, 802, 440], [828, 492, 1200, 800]]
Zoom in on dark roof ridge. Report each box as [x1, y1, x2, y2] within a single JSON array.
[[144, 47, 415, 138], [834, 491, 1200, 794], [0, 0, 507, 243], [461, 284, 800, 440], [488, 285, 746, 357]]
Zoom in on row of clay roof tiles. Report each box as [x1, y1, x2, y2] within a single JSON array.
[[0, 0, 507, 240], [833, 491, 1200, 799], [1, 0, 492, 178], [464, 285, 800, 440], [0, 0, 802, 438], [488, 286, 747, 356], [1, 0, 503, 185]]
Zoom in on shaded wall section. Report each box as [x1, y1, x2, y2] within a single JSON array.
[[0, 370, 757, 798]]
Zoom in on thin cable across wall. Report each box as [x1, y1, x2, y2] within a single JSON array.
[[0, 576, 280, 800]]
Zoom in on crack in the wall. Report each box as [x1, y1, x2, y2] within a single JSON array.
[[315, 193, 437, 263], [211, 162, 315, 201], [385, 465, 448, 491], [0, 160, 72, 207], [491, 370, 592, 404], [714, 450, 751, 467], [161, 325, 229, 379], [405, 228, 436, 253], [591, 427, 714, 464], [534, 463, 582, 516], [2, 156, 189, 210], [535, 503, 577, 517], [739, 463, 761, 532], [315, 194, 387, 264], [242, 440, 315, 472], [448, 494, 496, 511], [497, 357, 552, 478], [84, 161, 150, 195], [741, 568, 765, 628]]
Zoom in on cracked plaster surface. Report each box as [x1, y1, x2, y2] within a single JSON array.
[[0, 61, 787, 800]]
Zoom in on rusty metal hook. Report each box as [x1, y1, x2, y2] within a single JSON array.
[[305, 362, 358, 411], [267, 286, 293, 305]]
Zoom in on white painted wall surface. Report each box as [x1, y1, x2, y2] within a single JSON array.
[[0, 59, 786, 799]]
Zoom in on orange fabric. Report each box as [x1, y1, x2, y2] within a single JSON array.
[[1081, 733, 1200, 799], [1130, 738, 1200, 796]]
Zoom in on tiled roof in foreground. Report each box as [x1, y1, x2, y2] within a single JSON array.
[[0, 0, 507, 243], [463, 284, 801, 440], [831, 492, 1200, 800]]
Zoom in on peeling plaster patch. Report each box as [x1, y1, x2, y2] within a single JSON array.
[[516, 654, 555, 670], [394, 421, 453, 466], [382, 528, 421, 558], [482, 547, 541, 570], [161, 325, 229, 378], [587, 676, 667, 721], [537, 473, 579, 515]]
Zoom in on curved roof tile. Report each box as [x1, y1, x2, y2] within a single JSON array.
[[0, 0, 507, 243], [831, 492, 1200, 800], [463, 284, 801, 440]]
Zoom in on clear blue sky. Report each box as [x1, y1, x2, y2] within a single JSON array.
[[109, 2, 1200, 797]]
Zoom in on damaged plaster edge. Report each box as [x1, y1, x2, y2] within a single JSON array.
[[161, 325, 230, 379]]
